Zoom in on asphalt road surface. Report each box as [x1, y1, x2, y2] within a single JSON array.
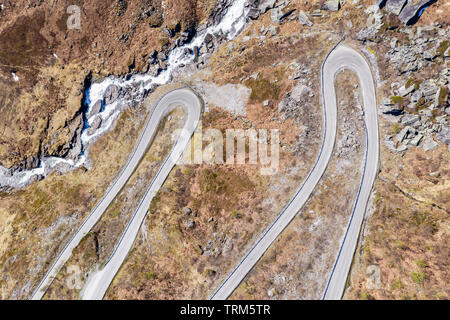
[[31, 88, 202, 300], [210, 44, 379, 300]]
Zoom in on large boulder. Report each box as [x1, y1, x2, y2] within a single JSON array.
[[380, 98, 404, 115], [88, 100, 102, 118], [398, 0, 436, 25], [396, 126, 416, 143], [87, 116, 103, 136], [385, 0, 407, 15], [247, 7, 261, 20], [401, 114, 420, 126], [436, 126, 450, 145], [270, 7, 284, 23], [104, 84, 120, 104], [422, 136, 439, 151], [258, 0, 277, 13], [375, 0, 388, 9], [323, 0, 340, 12], [298, 10, 313, 26]]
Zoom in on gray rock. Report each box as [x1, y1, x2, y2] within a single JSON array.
[[147, 64, 160, 77], [435, 87, 449, 108], [311, 9, 323, 17], [401, 114, 420, 126], [89, 100, 102, 117], [419, 79, 438, 99], [409, 133, 423, 146], [290, 84, 308, 101], [271, 7, 283, 23], [398, 84, 415, 97], [436, 126, 450, 144], [380, 98, 403, 114], [423, 50, 438, 61], [422, 136, 439, 151], [104, 85, 120, 104], [182, 207, 192, 215], [24, 156, 40, 170], [398, 0, 435, 25], [411, 90, 423, 103], [248, 7, 260, 20], [204, 33, 213, 44], [268, 25, 278, 36], [258, 0, 277, 13], [385, 0, 407, 15], [444, 47, 450, 58], [298, 10, 313, 26], [270, 6, 295, 23], [87, 116, 103, 136], [396, 144, 408, 152], [390, 37, 398, 49], [323, 0, 340, 11], [157, 51, 167, 61], [184, 219, 195, 229], [396, 126, 410, 142]]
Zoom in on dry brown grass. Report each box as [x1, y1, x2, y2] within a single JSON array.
[[230, 69, 367, 300], [43, 106, 187, 299], [344, 177, 449, 300], [0, 83, 187, 299]]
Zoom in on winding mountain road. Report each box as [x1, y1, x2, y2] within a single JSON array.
[[210, 44, 379, 300], [30, 88, 202, 300], [32, 44, 378, 301]]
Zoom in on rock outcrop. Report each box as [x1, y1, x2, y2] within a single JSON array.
[[323, 0, 340, 12], [398, 0, 437, 25], [385, 0, 407, 15]]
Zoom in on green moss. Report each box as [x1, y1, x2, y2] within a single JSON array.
[[400, 292, 415, 300], [391, 279, 404, 290], [414, 97, 431, 112], [409, 211, 437, 232], [410, 271, 426, 285], [405, 78, 421, 90], [148, 190, 162, 215], [436, 40, 449, 57], [390, 96, 405, 105], [360, 291, 372, 300], [438, 86, 448, 107], [392, 123, 401, 134], [374, 193, 381, 204], [415, 259, 428, 268], [245, 78, 280, 102]]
